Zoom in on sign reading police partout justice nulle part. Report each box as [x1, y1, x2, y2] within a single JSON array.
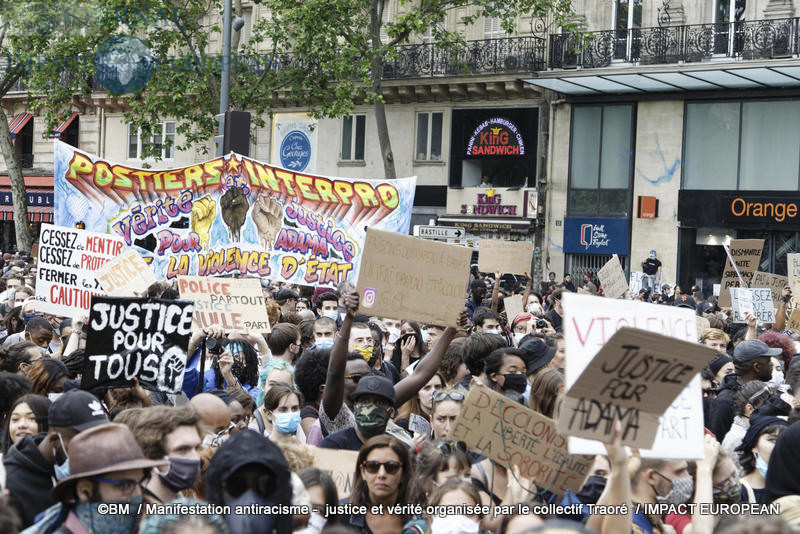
[[81, 296, 194, 394]]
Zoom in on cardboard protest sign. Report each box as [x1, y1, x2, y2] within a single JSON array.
[[788, 309, 800, 333], [629, 271, 645, 295], [356, 228, 470, 327], [731, 288, 774, 324], [35, 223, 126, 316], [562, 292, 707, 459], [719, 239, 764, 307], [95, 248, 158, 297], [504, 294, 524, 323], [53, 140, 416, 287], [751, 272, 787, 308], [310, 447, 358, 498], [178, 276, 271, 334], [450, 384, 594, 495], [477, 239, 533, 275], [789, 253, 800, 289], [597, 254, 628, 299], [557, 327, 717, 448], [82, 296, 194, 393]]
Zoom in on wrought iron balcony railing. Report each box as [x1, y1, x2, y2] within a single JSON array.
[[549, 17, 799, 69], [383, 36, 546, 79]]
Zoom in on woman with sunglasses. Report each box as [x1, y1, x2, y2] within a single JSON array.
[[430, 389, 465, 440], [408, 439, 471, 505], [344, 435, 418, 533]]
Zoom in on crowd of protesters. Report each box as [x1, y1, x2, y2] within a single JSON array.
[[0, 249, 799, 534]]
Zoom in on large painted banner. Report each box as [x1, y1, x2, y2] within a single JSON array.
[[54, 141, 416, 287]]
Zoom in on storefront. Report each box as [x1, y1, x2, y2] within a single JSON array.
[[678, 190, 800, 296], [562, 217, 630, 281], [0, 175, 54, 252]]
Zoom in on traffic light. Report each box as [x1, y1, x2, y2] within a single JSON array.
[[214, 110, 251, 156]]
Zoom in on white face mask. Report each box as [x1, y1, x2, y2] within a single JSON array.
[[431, 515, 479, 534], [322, 310, 338, 321], [769, 369, 785, 389], [513, 332, 525, 344], [388, 327, 401, 343], [484, 328, 499, 335]]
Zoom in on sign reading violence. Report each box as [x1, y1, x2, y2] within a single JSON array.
[[477, 239, 533, 275], [557, 328, 716, 449], [178, 275, 271, 334], [53, 140, 415, 287], [719, 239, 764, 307], [562, 292, 708, 459], [35, 223, 126, 316], [451, 384, 593, 494], [356, 228, 471, 327], [82, 296, 194, 393], [95, 248, 158, 297]]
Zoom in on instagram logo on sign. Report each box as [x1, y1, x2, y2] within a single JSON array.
[[362, 288, 377, 308]]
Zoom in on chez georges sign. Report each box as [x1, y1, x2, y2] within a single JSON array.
[[466, 118, 525, 156]]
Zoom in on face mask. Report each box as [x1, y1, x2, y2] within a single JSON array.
[[48, 392, 63, 403], [306, 511, 327, 534], [713, 477, 742, 504], [74, 495, 142, 534], [755, 452, 769, 479], [322, 310, 338, 321], [157, 456, 201, 492], [273, 411, 301, 434], [353, 344, 373, 363], [355, 403, 390, 439], [484, 328, 499, 335], [768, 369, 785, 389], [54, 433, 70, 481], [576, 475, 607, 505], [513, 332, 525, 344], [314, 337, 334, 350], [655, 475, 693, 506], [430, 515, 480, 534], [224, 490, 277, 534], [23, 313, 36, 324], [388, 327, 401, 343], [502, 373, 528, 394], [421, 330, 430, 345]]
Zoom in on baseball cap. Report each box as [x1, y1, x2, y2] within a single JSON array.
[[733, 339, 783, 363], [352, 375, 396, 406], [674, 295, 696, 309], [47, 390, 109, 432]]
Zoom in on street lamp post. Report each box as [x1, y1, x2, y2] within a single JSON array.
[[217, 0, 232, 157]]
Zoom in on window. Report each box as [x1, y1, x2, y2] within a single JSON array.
[[683, 100, 800, 191], [415, 112, 443, 161], [341, 115, 366, 161], [568, 105, 634, 216], [128, 121, 175, 160], [613, 0, 642, 60], [715, 0, 746, 23], [483, 17, 506, 39]]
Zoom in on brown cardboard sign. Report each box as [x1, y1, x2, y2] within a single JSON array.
[[557, 327, 717, 449], [597, 254, 628, 299], [720, 239, 764, 307], [478, 239, 533, 275], [504, 294, 524, 323], [788, 309, 800, 333], [95, 249, 158, 297], [751, 271, 787, 308], [450, 384, 594, 495], [310, 447, 358, 499], [356, 228, 471, 327], [177, 276, 271, 334]]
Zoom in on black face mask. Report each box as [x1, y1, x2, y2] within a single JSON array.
[[576, 475, 607, 504], [502, 373, 528, 394]]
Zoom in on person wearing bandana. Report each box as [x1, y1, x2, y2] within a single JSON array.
[[630, 458, 693, 534], [319, 375, 396, 451]]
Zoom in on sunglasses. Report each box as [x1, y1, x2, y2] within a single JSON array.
[[362, 460, 402, 475], [345, 374, 367, 384], [433, 391, 465, 403], [439, 441, 468, 456]]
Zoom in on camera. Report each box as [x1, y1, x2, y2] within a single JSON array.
[[206, 337, 225, 355], [535, 319, 546, 329]]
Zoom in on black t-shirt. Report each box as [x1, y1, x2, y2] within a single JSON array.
[[319, 427, 363, 451], [544, 309, 562, 332], [642, 257, 662, 275], [300, 402, 319, 421]]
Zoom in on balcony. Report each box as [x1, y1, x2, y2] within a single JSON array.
[[549, 17, 799, 70], [383, 36, 546, 79]]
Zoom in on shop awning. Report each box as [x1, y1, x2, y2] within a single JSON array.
[[46, 112, 78, 139], [522, 65, 800, 95], [0, 187, 53, 223], [436, 216, 532, 233], [7, 113, 33, 139]]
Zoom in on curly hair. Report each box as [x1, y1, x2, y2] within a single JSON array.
[[294, 348, 329, 405], [758, 331, 794, 366], [274, 439, 314, 472], [210, 339, 259, 392]]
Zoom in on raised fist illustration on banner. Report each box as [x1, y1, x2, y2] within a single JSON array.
[[251, 194, 283, 250], [220, 187, 250, 243], [190, 195, 217, 249]]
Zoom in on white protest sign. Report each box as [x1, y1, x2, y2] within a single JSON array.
[[732, 287, 774, 324], [597, 254, 627, 299], [562, 292, 706, 459], [629, 272, 645, 295], [36, 224, 126, 316], [788, 253, 800, 289], [95, 248, 158, 297]]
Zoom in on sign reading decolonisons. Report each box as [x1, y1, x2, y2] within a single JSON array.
[[466, 118, 525, 156], [53, 141, 416, 286]]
